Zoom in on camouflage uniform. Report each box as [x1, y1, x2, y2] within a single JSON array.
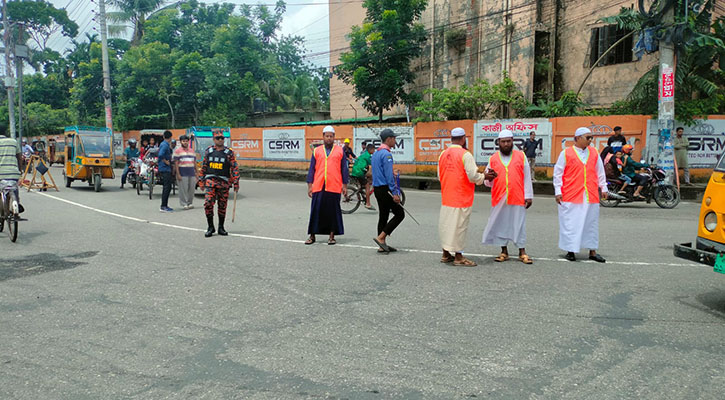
[[200, 145, 240, 236]]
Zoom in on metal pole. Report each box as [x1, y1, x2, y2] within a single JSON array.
[[2, 0, 16, 141], [98, 0, 113, 132], [16, 24, 22, 144], [656, 6, 676, 180]]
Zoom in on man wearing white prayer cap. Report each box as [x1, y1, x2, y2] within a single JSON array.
[[437, 127, 485, 266], [553, 127, 608, 262], [481, 129, 534, 263]]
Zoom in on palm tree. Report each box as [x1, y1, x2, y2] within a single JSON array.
[[107, 0, 168, 45]]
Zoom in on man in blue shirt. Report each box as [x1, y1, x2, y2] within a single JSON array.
[[120, 138, 140, 189], [371, 128, 405, 253], [157, 130, 174, 212]]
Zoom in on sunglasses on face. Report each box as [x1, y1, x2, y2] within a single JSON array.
[[585, 136, 593, 140], [214, 137, 224, 140]]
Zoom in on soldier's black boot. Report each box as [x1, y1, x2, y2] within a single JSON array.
[[217, 216, 228, 236], [205, 214, 215, 238]]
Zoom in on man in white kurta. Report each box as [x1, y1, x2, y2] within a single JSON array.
[[438, 127, 485, 267], [553, 127, 608, 262], [481, 130, 534, 264]]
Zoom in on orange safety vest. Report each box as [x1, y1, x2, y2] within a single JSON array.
[[489, 150, 526, 207], [311, 145, 344, 193], [561, 146, 600, 203], [438, 145, 475, 208]]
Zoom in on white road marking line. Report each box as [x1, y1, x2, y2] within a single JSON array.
[[35, 192, 702, 268]]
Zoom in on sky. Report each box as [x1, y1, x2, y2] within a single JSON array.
[[45, 0, 332, 67]]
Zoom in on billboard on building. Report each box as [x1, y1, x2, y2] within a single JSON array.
[[263, 129, 306, 160], [230, 128, 263, 159], [415, 120, 475, 163], [354, 126, 415, 162], [473, 119, 552, 164], [646, 118, 725, 168]]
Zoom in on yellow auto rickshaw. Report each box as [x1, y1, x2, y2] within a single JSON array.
[[675, 150, 725, 273], [63, 126, 115, 192]]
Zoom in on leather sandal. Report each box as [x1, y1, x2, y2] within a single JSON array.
[[440, 255, 455, 263], [519, 254, 533, 264], [453, 258, 477, 267], [494, 253, 510, 262]]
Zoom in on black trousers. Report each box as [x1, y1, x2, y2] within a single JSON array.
[[160, 171, 172, 208], [373, 186, 405, 236]]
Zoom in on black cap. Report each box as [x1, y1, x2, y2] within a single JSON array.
[[379, 128, 397, 141]]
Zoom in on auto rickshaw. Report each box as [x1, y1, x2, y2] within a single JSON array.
[[674, 150, 725, 273], [63, 126, 115, 192], [185, 126, 230, 187]]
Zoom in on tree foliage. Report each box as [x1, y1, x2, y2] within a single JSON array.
[[414, 74, 529, 121], [336, 0, 428, 121]]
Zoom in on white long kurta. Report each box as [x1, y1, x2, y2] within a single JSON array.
[[438, 151, 485, 253], [553, 146, 608, 252], [481, 154, 534, 247]]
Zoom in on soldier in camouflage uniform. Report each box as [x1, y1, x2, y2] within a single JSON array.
[[200, 130, 240, 237]]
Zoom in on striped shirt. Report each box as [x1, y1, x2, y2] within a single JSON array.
[[173, 147, 196, 177], [0, 137, 21, 180]]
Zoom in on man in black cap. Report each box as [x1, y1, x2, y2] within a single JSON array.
[[371, 128, 405, 252], [607, 126, 627, 152]]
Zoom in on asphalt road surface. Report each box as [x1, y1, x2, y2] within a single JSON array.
[[1, 167, 724, 399]]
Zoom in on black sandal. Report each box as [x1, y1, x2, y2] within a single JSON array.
[[305, 237, 315, 245]]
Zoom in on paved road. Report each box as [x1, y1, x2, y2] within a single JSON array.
[[1, 167, 724, 399]]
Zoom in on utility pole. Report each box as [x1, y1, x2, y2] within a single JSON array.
[[98, 0, 113, 132], [16, 24, 24, 144], [2, 0, 16, 140], [656, 5, 676, 180]]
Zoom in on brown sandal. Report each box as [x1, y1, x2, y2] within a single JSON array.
[[440, 255, 455, 263], [519, 254, 533, 264], [453, 258, 477, 267], [494, 253, 509, 262]]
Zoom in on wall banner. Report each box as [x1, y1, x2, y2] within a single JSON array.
[[646, 119, 725, 168], [473, 119, 552, 164], [354, 126, 415, 162], [263, 129, 306, 160]]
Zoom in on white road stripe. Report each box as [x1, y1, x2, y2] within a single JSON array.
[[35, 191, 702, 268]]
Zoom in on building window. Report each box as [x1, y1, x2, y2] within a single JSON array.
[[589, 25, 633, 67]]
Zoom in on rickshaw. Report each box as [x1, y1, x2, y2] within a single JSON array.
[[134, 147, 175, 199], [185, 126, 230, 188], [63, 126, 114, 192], [675, 150, 725, 273]]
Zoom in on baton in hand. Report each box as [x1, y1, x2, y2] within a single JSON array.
[[232, 189, 238, 223], [388, 191, 420, 225]]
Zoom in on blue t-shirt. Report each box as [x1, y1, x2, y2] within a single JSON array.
[[124, 147, 140, 159], [157, 141, 172, 172], [371, 146, 399, 195]]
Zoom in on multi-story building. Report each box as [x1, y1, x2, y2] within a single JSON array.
[[328, 0, 690, 120]]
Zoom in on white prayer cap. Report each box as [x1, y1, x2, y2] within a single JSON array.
[[322, 125, 335, 133], [451, 127, 466, 137], [575, 127, 591, 137], [498, 129, 513, 139]]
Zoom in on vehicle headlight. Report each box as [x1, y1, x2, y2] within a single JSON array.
[[704, 212, 718, 232]]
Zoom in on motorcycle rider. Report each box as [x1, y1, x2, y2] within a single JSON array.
[[621, 144, 649, 200], [120, 138, 140, 189]]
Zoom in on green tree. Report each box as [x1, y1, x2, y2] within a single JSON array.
[[108, 0, 167, 45], [7, 0, 78, 50], [23, 102, 71, 136], [336, 0, 428, 121]]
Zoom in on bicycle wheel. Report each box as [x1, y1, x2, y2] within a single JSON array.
[[341, 185, 361, 214], [0, 195, 5, 233], [653, 185, 680, 209], [6, 193, 17, 242]]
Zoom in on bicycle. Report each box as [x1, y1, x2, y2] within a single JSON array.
[[340, 176, 406, 214], [0, 180, 20, 242]]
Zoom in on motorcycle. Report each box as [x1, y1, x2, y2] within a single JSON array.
[[601, 166, 680, 209], [126, 158, 139, 188]]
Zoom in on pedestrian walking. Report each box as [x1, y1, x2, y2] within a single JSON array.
[[674, 127, 691, 185], [158, 131, 174, 212], [305, 125, 348, 245], [437, 127, 485, 266], [372, 128, 405, 253], [553, 127, 608, 262], [482, 130, 534, 264], [201, 130, 240, 237], [522, 131, 541, 181], [174, 135, 197, 209], [120, 138, 139, 189]]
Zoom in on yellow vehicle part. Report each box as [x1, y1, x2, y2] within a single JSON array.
[[698, 171, 725, 245]]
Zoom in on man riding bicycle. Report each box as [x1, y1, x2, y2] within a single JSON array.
[[350, 143, 376, 210], [0, 128, 24, 213]]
